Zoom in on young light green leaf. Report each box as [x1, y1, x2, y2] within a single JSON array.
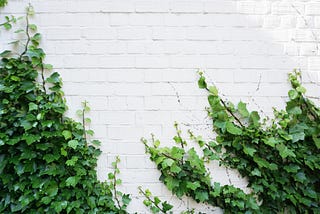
[[67, 140, 79, 149], [226, 122, 242, 135], [209, 86, 218, 96], [62, 130, 72, 140], [238, 101, 249, 118]]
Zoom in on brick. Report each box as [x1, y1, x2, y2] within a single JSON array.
[[126, 97, 144, 110], [315, 17, 320, 28], [170, 2, 203, 13], [293, 29, 317, 42], [306, 3, 320, 15], [85, 41, 125, 54], [309, 57, 320, 71], [136, 56, 170, 68], [238, 1, 270, 14], [152, 27, 186, 40], [263, 15, 281, 28], [99, 56, 135, 68], [45, 28, 81, 40], [99, 111, 135, 125], [110, 14, 128, 26], [272, 2, 304, 15], [204, 1, 237, 13], [135, 1, 170, 13], [117, 27, 151, 40], [129, 14, 164, 26], [108, 69, 144, 82], [82, 28, 117, 40], [280, 15, 296, 28], [108, 126, 144, 141]]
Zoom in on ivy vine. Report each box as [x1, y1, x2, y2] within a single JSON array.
[[0, 0, 7, 8], [143, 71, 320, 213], [0, 5, 130, 213]]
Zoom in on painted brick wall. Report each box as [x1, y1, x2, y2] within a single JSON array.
[[1, 0, 320, 213]]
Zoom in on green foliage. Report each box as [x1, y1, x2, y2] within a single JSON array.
[[0, 0, 7, 8], [0, 7, 130, 213], [144, 70, 320, 213], [108, 156, 132, 212], [139, 187, 174, 214]]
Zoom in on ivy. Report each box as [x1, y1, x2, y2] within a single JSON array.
[[139, 187, 174, 214], [0, 5, 130, 213], [0, 0, 7, 8], [144, 71, 320, 213]]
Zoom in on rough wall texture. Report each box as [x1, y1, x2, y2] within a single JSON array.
[[1, 0, 320, 213]]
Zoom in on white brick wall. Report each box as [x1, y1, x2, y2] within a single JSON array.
[[1, 0, 320, 213]]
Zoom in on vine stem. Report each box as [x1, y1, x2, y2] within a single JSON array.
[[204, 86, 244, 128], [138, 187, 166, 214], [40, 62, 46, 93], [113, 158, 122, 209], [19, 13, 30, 58]]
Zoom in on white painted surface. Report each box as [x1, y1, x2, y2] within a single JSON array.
[[1, 0, 319, 213]]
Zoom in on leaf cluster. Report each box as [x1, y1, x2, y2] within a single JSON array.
[[138, 187, 173, 214], [0, 9, 130, 214], [144, 71, 320, 213], [0, 0, 7, 8]]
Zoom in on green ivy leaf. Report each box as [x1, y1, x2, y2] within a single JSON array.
[[198, 76, 207, 89], [162, 201, 173, 212], [243, 146, 256, 157], [66, 156, 78, 166], [91, 140, 101, 146], [209, 86, 218, 96], [21, 120, 33, 130], [288, 89, 298, 100], [40, 196, 51, 205], [263, 137, 279, 147], [296, 86, 306, 94], [68, 140, 79, 149], [0, 50, 11, 57], [276, 144, 296, 159], [249, 111, 260, 126], [170, 164, 181, 173], [66, 176, 77, 187], [29, 24, 37, 31], [238, 101, 249, 118], [122, 194, 131, 205], [284, 164, 300, 173], [154, 196, 161, 205], [62, 130, 72, 140], [250, 168, 261, 177], [312, 136, 320, 149], [162, 159, 174, 168], [143, 200, 152, 207], [46, 72, 60, 84], [43, 154, 59, 163], [0, 154, 7, 174], [87, 196, 96, 209], [46, 182, 58, 197], [253, 157, 269, 168], [194, 190, 209, 202], [186, 181, 200, 190], [294, 172, 307, 183], [226, 122, 242, 135], [164, 177, 179, 191]]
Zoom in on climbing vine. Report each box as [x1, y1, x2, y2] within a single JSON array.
[[0, 5, 130, 213], [143, 71, 320, 213], [0, 0, 7, 8]]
